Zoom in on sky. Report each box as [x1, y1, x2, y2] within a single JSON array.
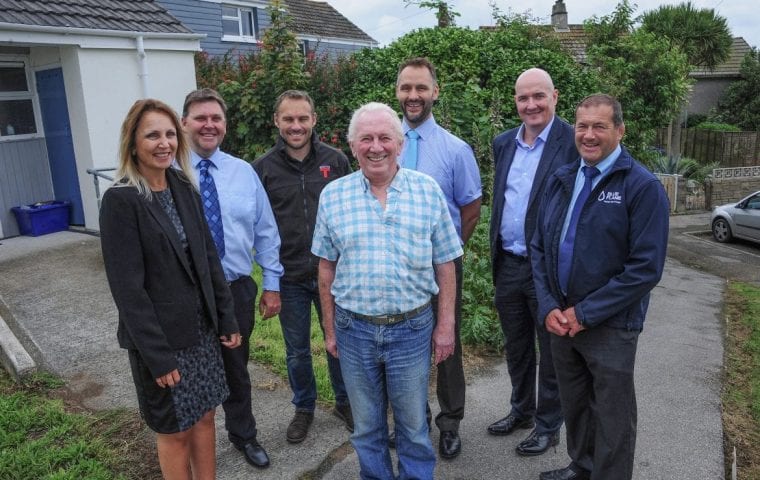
[[325, 0, 759, 50]]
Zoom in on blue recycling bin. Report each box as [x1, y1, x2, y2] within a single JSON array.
[[11, 201, 71, 236]]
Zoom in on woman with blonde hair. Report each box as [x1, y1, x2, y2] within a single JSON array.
[[100, 98, 241, 479]]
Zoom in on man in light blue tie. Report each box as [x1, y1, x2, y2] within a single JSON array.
[[395, 57, 482, 459], [182, 88, 284, 469], [531, 94, 669, 480]]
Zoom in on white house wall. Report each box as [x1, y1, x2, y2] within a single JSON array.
[[59, 46, 197, 231]]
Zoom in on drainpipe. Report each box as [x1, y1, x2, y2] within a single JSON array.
[[136, 36, 149, 97]]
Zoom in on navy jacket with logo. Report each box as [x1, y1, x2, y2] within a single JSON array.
[[530, 146, 670, 331]]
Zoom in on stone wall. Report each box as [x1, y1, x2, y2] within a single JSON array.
[[706, 166, 760, 208], [656, 174, 706, 213]]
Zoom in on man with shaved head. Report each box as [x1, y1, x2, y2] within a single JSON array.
[[487, 68, 578, 457]]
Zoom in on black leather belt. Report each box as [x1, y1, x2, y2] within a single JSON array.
[[227, 276, 249, 286], [501, 249, 528, 261], [352, 302, 431, 325]]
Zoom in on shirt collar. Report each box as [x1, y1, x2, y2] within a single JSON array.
[[583, 144, 621, 177], [515, 118, 554, 149], [402, 115, 436, 140], [360, 166, 403, 192], [191, 148, 223, 168]]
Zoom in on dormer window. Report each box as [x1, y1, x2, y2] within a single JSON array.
[[222, 4, 260, 41]]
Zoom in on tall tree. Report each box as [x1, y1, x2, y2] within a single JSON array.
[[585, 1, 692, 160], [640, 1, 732, 70], [717, 49, 760, 131], [640, 1, 733, 158], [404, 0, 460, 28]]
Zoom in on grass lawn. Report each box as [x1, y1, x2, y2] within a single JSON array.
[[0, 371, 159, 479], [250, 307, 335, 404], [723, 281, 760, 479]]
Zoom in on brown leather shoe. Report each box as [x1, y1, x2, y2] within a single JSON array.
[[486, 413, 534, 436], [286, 411, 314, 443]]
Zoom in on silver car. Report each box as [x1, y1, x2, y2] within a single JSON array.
[[711, 191, 760, 244]]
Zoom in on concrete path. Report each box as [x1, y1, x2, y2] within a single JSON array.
[[0, 214, 726, 479]]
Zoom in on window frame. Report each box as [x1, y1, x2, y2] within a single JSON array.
[[0, 56, 42, 142], [220, 3, 260, 43]]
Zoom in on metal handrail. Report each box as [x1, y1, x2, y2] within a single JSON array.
[[86, 168, 116, 210]]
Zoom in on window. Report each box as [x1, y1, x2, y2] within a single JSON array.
[[299, 40, 311, 57], [222, 5, 259, 41], [0, 62, 37, 138]]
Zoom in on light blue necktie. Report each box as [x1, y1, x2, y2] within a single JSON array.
[[199, 159, 225, 259], [558, 165, 600, 294], [403, 130, 419, 170]]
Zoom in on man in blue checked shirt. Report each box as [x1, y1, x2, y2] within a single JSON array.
[[182, 88, 284, 470], [312, 102, 463, 480]]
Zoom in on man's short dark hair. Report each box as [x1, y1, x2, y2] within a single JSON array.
[[182, 88, 227, 118], [396, 57, 438, 86], [576, 94, 624, 127], [273, 90, 316, 114]]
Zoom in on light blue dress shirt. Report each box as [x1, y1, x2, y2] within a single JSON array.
[[311, 168, 463, 315], [560, 144, 622, 242], [191, 149, 283, 291], [400, 116, 482, 243], [499, 122, 554, 256]]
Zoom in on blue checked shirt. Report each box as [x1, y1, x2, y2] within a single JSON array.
[[311, 168, 463, 316], [191, 149, 283, 290]]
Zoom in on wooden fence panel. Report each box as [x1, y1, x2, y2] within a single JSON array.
[[656, 128, 759, 167]]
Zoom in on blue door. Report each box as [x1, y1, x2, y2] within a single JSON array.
[[35, 68, 84, 225]]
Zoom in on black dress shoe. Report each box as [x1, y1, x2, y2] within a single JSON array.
[[487, 413, 534, 436], [516, 430, 559, 456], [438, 430, 461, 459], [539, 465, 590, 480], [235, 441, 270, 468]]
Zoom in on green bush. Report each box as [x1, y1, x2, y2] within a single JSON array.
[[695, 121, 741, 132], [461, 206, 501, 351], [649, 155, 718, 183]]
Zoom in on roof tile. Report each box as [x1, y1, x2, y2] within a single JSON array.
[[282, 0, 375, 44], [0, 0, 191, 34], [546, 26, 751, 78]]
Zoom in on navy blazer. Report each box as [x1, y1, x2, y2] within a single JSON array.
[[100, 168, 237, 379], [489, 116, 578, 280]]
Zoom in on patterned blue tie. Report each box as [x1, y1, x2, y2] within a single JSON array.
[[558, 165, 600, 294], [199, 159, 225, 259], [403, 129, 419, 169]]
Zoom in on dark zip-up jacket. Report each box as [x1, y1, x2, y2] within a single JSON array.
[[253, 133, 351, 281], [531, 147, 669, 331]]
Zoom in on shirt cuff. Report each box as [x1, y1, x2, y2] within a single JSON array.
[[261, 275, 280, 292]]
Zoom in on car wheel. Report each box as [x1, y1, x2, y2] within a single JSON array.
[[712, 217, 733, 243]]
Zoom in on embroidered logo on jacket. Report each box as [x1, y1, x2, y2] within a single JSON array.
[[597, 190, 622, 204], [320, 165, 331, 178]]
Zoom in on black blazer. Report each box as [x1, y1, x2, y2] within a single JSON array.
[[100, 168, 237, 379], [489, 116, 578, 280]]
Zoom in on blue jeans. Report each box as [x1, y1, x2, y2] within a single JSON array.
[[279, 278, 348, 411], [335, 304, 435, 480]]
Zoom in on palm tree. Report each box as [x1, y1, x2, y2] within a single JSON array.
[[640, 1, 732, 70], [640, 2, 733, 159]]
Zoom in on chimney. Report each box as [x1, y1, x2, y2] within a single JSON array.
[[552, 0, 569, 31]]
